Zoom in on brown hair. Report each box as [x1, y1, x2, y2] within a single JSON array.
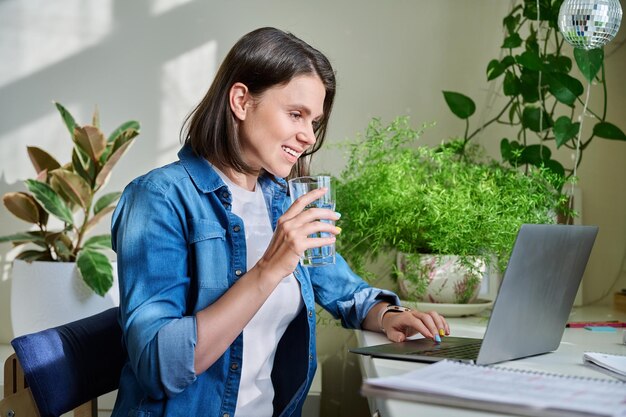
[[182, 27, 336, 178]]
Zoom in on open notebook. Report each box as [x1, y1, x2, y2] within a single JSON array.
[[351, 224, 599, 365], [361, 360, 626, 417]]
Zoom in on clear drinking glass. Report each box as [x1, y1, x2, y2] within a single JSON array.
[[288, 175, 336, 266]]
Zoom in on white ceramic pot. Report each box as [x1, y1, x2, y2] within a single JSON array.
[[396, 253, 486, 304], [10, 259, 119, 337]]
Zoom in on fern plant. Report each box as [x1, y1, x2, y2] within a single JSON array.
[[335, 116, 563, 280]]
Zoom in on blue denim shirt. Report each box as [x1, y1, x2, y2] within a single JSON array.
[[110, 145, 399, 417]]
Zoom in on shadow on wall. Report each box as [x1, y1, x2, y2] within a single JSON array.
[[0, 173, 27, 343], [0, 0, 224, 343]]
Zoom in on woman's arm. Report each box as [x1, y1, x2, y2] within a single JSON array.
[[193, 187, 341, 373]]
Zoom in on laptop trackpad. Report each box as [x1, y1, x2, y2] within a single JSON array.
[[351, 336, 483, 363]]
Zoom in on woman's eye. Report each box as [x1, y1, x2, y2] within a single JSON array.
[[290, 112, 302, 120]]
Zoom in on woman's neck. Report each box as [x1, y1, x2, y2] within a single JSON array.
[[211, 162, 259, 191]]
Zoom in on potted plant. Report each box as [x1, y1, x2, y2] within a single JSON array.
[[441, 0, 625, 197], [0, 102, 139, 335], [335, 116, 562, 305]]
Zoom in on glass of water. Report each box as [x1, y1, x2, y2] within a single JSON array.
[[288, 175, 336, 266]]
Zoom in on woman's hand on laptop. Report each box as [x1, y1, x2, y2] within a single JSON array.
[[388, 309, 449, 343], [366, 303, 450, 343]]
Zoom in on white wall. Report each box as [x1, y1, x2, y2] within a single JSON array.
[[0, 0, 624, 346]]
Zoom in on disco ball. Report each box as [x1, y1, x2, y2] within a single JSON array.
[[558, 0, 623, 49]]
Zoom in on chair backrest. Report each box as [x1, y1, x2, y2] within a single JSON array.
[[10, 307, 125, 417]]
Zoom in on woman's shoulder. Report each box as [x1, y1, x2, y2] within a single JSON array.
[[129, 161, 188, 192], [120, 160, 206, 204]]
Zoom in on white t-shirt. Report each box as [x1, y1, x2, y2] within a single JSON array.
[[214, 169, 303, 417]]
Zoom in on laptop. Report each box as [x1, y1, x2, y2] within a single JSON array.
[[350, 224, 598, 365]]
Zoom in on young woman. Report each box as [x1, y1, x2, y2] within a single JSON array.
[[111, 27, 449, 417]]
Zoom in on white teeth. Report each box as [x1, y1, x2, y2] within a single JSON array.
[[282, 146, 300, 157]]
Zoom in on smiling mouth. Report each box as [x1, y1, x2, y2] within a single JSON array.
[[282, 146, 302, 158]]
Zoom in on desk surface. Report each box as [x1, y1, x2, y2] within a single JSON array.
[[354, 305, 626, 417]]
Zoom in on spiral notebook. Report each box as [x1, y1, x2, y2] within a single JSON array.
[[362, 360, 626, 417]]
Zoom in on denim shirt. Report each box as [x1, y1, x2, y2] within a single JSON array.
[[110, 145, 399, 417]]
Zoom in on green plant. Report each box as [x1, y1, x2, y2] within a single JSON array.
[[442, 0, 626, 184], [335, 116, 562, 280], [0, 102, 140, 296]]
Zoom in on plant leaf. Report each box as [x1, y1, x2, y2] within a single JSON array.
[[107, 120, 140, 143], [95, 140, 134, 188], [54, 102, 78, 137], [522, 106, 552, 132], [486, 59, 506, 81], [516, 50, 542, 71], [0, 232, 46, 245], [545, 54, 572, 74], [25, 179, 74, 225], [92, 105, 100, 129], [74, 125, 107, 163], [110, 127, 139, 157], [102, 125, 139, 164], [593, 122, 626, 141], [72, 148, 95, 185], [77, 249, 113, 296], [16, 249, 54, 262], [93, 192, 121, 215], [519, 69, 540, 102], [49, 175, 79, 213], [508, 101, 519, 124], [27, 146, 61, 175], [502, 33, 523, 49], [503, 9, 522, 34], [553, 116, 580, 148], [50, 168, 92, 208], [503, 71, 521, 96], [442, 91, 476, 119], [500, 138, 513, 163], [545, 72, 584, 106], [2, 192, 40, 224], [543, 159, 565, 179], [574, 48, 603, 83], [525, 26, 539, 55], [523, 0, 551, 21], [83, 234, 112, 250], [521, 144, 552, 166]]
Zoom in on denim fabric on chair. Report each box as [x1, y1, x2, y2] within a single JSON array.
[[9, 307, 124, 417]]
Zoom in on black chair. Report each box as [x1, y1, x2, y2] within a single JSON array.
[[1, 307, 124, 417]]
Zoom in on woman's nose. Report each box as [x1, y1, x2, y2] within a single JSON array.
[[297, 126, 316, 146]]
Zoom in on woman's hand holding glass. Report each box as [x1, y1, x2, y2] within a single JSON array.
[[257, 187, 340, 280]]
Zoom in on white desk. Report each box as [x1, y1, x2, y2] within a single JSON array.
[[354, 306, 626, 417]]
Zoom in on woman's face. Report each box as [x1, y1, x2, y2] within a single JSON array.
[[236, 74, 326, 180]]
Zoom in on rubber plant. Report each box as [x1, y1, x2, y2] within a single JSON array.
[[0, 102, 140, 296], [442, 0, 625, 190]]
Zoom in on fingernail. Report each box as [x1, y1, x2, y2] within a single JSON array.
[[335, 226, 342, 234], [439, 329, 445, 337], [434, 334, 442, 343], [334, 211, 341, 219]]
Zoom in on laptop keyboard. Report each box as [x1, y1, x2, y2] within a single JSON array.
[[410, 340, 482, 360]]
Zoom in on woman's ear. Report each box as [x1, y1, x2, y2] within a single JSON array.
[[229, 82, 250, 121]]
